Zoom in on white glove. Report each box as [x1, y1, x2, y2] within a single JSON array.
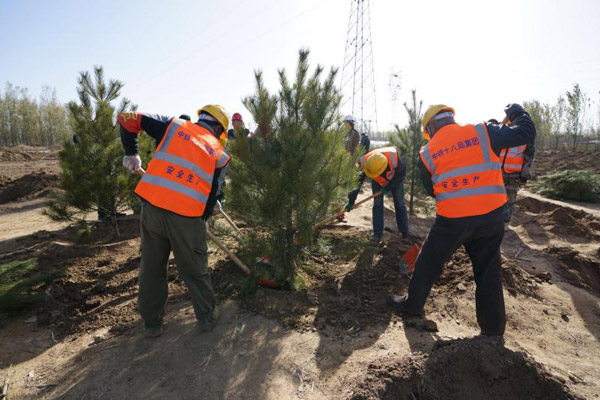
[[123, 155, 142, 173]]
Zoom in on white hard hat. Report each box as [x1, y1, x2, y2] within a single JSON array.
[[343, 115, 356, 123]]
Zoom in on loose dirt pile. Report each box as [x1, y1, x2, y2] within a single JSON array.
[[0, 217, 154, 335], [545, 245, 600, 294], [514, 196, 600, 243], [431, 248, 540, 300], [349, 336, 584, 400], [0, 171, 59, 203], [240, 226, 418, 333], [0, 149, 33, 162], [534, 150, 600, 175], [235, 227, 542, 335]]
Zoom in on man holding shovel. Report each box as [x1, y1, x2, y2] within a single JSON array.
[[388, 104, 536, 337], [346, 146, 409, 243], [119, 105, 230, 337]]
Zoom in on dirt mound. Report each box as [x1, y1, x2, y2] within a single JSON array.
[[435, 249, 539, 299], [514, 197, 600, 243], [0, 171, 59, 203], [545, 208, 599, 239], [240, 227, 418, 332], [534, 150, 600, 175], [515, 196, 560, 214], [545, 246, 600, 294], [533, 150, 600, 175], [0, 217, 153, 335], [349, 337, 583, 400], [0, 149, 33, 162]]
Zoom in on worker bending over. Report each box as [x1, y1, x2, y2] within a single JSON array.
[[346, 146, 409, 243]]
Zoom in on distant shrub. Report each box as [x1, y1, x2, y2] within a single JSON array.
[[532, 169, 600, 203]]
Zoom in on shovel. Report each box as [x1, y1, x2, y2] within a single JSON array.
[[207, 230, 282, 289], [313, 191, 382, 229], [133, 170, 281, 289], [399, 243, 421, 275], [216, 200, 244, 240]]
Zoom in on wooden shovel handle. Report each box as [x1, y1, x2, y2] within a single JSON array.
[[207, 230, 252, 275], [313, 191, 382, 229]]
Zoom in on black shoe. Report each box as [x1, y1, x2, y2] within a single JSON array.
[[144, 325, 163, 338], [386, 294, 424, 317]]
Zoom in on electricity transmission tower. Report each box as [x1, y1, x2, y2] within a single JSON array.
[[340, 0, 378, 134]]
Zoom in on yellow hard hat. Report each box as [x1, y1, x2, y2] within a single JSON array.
[[422, 104, 455, 140], [197, 104, 230, 133], [219, 132, 228, 148], [365, 153, 388, 178]]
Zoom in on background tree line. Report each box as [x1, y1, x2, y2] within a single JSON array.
[[0, 82, 71, 147], [523, 83, 600, 150]]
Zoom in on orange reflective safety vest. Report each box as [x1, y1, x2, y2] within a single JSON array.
[[419, 123, 507, 218], [135, 118, 230, 217], [359, 147, 400, 187], [499, 145, 527, 174]]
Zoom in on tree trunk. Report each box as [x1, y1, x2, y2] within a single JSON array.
[[408, 138, 417, 215], [111, 214, 120, 238]]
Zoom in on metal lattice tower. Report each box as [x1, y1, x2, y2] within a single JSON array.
[[340, 0, 378, 134]]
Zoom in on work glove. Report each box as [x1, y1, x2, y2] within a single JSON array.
[[382, 187, 390, 196], [346, 189, 360, 211], [123, 155, 142, 173]]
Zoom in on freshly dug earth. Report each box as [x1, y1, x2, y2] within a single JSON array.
[[0, 217, 155, 335], [349, 336, 584, 400], [238, 230, 541, 334], [545, 245, 600, 294], [1, 188, 599, 399], [0, 171, 59, 203], [534, 149, 600, 175], [513, 196, 600, 243], [0, 149, 33, 162]]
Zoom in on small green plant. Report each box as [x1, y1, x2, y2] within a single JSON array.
[[0, 258, 65, 315], [532, 169, 600, 202]]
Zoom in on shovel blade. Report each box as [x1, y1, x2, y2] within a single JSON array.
[[401, 244, 421, 274]]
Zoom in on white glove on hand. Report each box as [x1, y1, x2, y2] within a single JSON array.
[[123, 155, 142, 173]]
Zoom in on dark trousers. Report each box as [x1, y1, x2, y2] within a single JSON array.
[[405, 218, 506, 336], [139, 202, 216, 328], [372, 180, 409, 237]]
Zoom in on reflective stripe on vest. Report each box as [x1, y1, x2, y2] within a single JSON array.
[[140, 174, 208, 203], [500, 145, 526, 174], [436, 185, 506, 201], [216, 152, 229, 168], [420, 123, 507, 217], [152, 151, 213, 185], [135, 118, 227, 217]]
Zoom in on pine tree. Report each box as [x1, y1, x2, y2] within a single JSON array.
[[45, 66, 148, 237], [391, 89, 425, 214], [227, 49, 357, 285]]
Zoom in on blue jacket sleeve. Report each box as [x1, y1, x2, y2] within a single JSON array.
[[487, 104, 537, 157]]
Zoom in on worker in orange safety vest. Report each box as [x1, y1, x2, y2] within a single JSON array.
[[387, 103, 536, 337], [119, 105, 230, 338]]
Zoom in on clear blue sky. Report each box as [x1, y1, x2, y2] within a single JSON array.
[[1, 0, 600, 132]]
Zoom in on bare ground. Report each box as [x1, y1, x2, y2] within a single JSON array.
[[0, 148, 599, 399]]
